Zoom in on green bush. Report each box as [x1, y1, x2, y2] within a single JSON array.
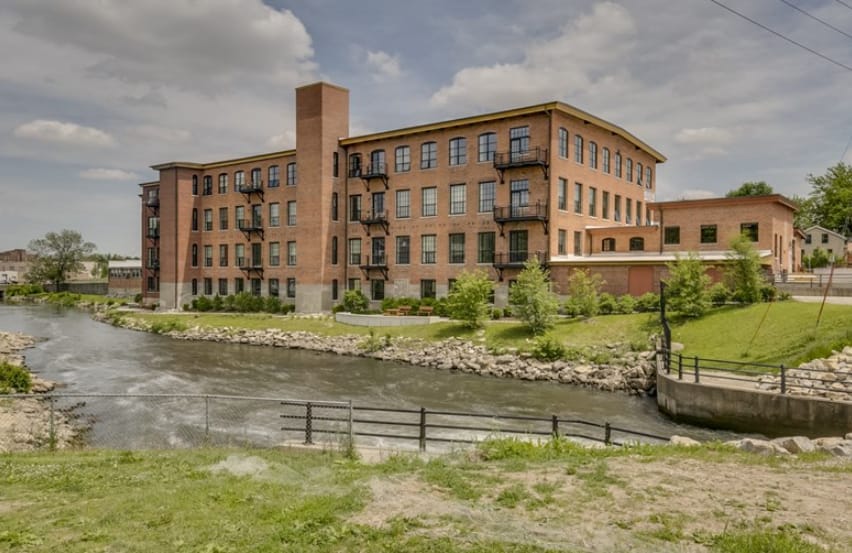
[[597, 293, 617, 315], [446, 269, 492, 328], [0, 362, 32, 393], [491, 308, 502, 320], [280, 303, 295, 314], [760, 284, 777, 302], [530, 334, 566, 361], [360, 329, 385, 352], [509, 259, 559, 334], [342, 289, 369, 314], [664, 253, 711, 318], [6, 283, 45, 297], [149, 319, 187, 334], [133, 292, 143, 303], [709, 283, 730, 306], [635, 292, 660, 312], [563, 269, 604, 318], [211, 295, 224, 311], [264, 295, 282, 313], [726, 234, 766, 304], [192, 296, 213, 312], [615, 294, 636, 314]]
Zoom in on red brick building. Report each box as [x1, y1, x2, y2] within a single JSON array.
[[141, 82, 669, 311]]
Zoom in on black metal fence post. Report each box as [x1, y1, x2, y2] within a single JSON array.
[[780, 365, 786, 394], [418, 407, 427, 452], [694, 356, 700, 383], [677, 354, 683, 380], [551, 414, 559, 438], [604, 422, 612, 445], [304, 402, 313, 445]]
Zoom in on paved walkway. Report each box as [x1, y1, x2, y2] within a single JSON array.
[[793, 296, 852, 305]]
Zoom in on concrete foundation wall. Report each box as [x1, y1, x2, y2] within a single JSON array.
[[657, 372, 852, 437]]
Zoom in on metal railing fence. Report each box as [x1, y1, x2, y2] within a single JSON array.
[[1, 393, 672, 453]]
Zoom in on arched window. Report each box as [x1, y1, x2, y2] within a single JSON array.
[[602, 238, 616, 252], [602, 148, 611, 173], [629, 237, 644, 251], [574, 135, 584, 163], [479, 132, 497, 162], [589, 142, 598, 169]]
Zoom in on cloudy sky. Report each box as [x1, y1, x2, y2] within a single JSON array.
[[1, 0, 850, 255]]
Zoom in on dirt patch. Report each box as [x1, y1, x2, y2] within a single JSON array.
[[350, 456, 852, 552]]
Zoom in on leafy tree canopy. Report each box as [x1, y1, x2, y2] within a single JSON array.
[[446, 269, 493, 329], [508, 258, 559, 335], [26, 229, 96, 288], [725, 181, 774, 198], [803, 162, 852, 236]]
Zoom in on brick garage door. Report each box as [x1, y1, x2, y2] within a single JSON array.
[[628, 266, 654, 296]]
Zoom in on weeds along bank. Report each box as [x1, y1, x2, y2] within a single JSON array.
[[98, 311, 659, 395], [0, 331, 79, 452]]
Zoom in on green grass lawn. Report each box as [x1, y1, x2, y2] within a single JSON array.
[[0, 442, 846, 552], [121, 300, 852, 367]]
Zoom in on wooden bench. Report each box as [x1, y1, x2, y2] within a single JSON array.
[[383, 308, 400, 316], [417, 306, 434, 316]]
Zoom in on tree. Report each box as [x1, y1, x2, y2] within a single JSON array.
[[725, 234, 765, 304], [563, 269, 604, 317], [26, 230, 96, 289], [803, 247, 831, 269], [726, 181, 774, 198], [804, 162, 852, 235], [790, 194, 817, 229], [508, 258, 559, 335], [447, 270, 493, 329], [341, 289, 369, 313], [664, 253, 711, 318]]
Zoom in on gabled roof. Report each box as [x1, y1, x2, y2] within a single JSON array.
[[803, 225, 848, 241]]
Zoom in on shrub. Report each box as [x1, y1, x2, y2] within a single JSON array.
[[597, 293, 617, 315], [280, 303, 295, 314], [447, 270, 493, 328], [332, 304, 345, 314], [491, 308, 502, 320], [760, 284, 777, 302], [193, 296, 213, 312], [615, 294, 636, 314], [360, 329, 385, 352], [530, 334, 566, 361], [6, 283, 45, 297], [342, 289, 369, 314], [264, 295, 282, 314], [726, 234, 766, 304], [664, 253, 711, 318], [709, 283, 730, 306], [509, 258, 559, 335], [0, 362, 32, 393], [563, 269, 604, 318], [133, 293, 143, 303], [635, 292, 660, 313], [149, 319, 187, 334]]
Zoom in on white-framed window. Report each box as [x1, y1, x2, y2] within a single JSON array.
[[449, 184, 466, 215]]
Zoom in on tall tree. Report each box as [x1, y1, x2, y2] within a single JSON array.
[[509, 258, 559, 335], [790, 194, 817, 229], [725, 181, 774, 197], [725, 234, 765, 304], [26, 230, 96, 289], [805, 162, 852, 235], [446, 269, 492, 329]]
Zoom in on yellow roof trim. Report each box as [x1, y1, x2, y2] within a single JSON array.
[[137, 181, 159, 187], [340, 101, 666, 163], [151, 149, 296, 172]]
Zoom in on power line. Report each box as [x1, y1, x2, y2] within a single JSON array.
[[778, 0, 852, 40], [836, 1, 852, 12], [707, 0, 852, 72], [841, 133, 852, 162]]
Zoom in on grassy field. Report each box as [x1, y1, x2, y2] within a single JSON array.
[[0, 441, 848, 552], [121, 300, 852, 366]]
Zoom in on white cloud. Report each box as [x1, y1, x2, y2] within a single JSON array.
[[266, 131, 296, 149], [13, 119, 115, 147], [366, 50, 402, 81], [79, 168, 141, 180]]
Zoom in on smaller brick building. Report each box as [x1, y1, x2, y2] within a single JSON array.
[[549, 195, 798, 296], [108, 260, 142, 297]]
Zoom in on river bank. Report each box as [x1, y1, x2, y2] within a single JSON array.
[[0, 331, 78, 452], [101, 311, 659, 395]]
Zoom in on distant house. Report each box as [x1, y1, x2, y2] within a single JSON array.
[[801, 225, 849, 267], [108, 260, 142, 297]]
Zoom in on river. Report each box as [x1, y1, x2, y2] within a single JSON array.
[[0, 305, 742, 448]]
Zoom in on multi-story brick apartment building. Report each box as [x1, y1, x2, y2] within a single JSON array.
[[141, 82, 795, 311], [141, 82, 666, 311]]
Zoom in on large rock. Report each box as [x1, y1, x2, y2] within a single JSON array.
[[670, 435, 700, 447], [771, 436, 814, 454], [737, 438, 790, 456]]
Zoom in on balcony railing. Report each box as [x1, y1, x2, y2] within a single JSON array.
[[493, 251, 547, 268], [237, 218, 263, 231], [147, 260, 160, 271], [146, 228, 160, 239], [493, 201, 548, 222], [355, 162, 389, 189], [359, 254, 387, 268], [359, 210, 389, 235], [493, 147, 549, 183], [146, 197, 160, 208], [238, 181, 264, 193], [238, 257, 264, 270]]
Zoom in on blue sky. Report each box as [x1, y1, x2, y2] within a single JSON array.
[[1, 0, 850, 255]]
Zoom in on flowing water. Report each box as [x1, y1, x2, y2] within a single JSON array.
[[0, 305, 743, 448]]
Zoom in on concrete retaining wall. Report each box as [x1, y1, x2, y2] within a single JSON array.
[[45, 282, 109, 295], [657, 372, 852, 437], [335, 312, 442, 327]]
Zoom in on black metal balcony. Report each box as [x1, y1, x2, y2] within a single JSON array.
[[147, 260, 160, 271], [492, 250, 546, 281], [146, 228, 160, 240], [493, 147, 549, 183], [237, 217, 264, 240], [359, 210, 389, 236], [238, 181, 264, 201], [238, 257, 264, 276], [357, 162, 388, 190], [492, 201, 548, 236], [146, 197, 160, 208], [359, 254, 388, 280]]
